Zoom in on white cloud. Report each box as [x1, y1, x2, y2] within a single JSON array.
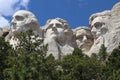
[[20, 0, 30, 9], [0, 0, 30, 16], [0, 0, 30, 27], [0, 15, 10, 27]]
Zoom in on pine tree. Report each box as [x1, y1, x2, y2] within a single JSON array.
[[0, 37, 12, 79], [103, 43, 120, 80], [4, 30, 57, 80], [98, 44, 107, 62]]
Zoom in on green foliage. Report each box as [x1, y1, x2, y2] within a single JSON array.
[[0, 30, 120, 80], [107, 48, 120, 70], [72, 48, 83, 57], [59, 48, 103, 80], [98, 44, 107, 62], [0, 37, 12, 80], [102, 43, 120, 80], [3, 30, 57, 80]]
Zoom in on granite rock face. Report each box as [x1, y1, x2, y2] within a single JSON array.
[[9, 10, 42, 48], [0, 26, 11, 39], [73, 27, 94, 54], [89, 2, 120, 55], [88, 10, 111, 55], [2, 2, 120, 58], [106, 2, 120, 53], [43, 18, 77, 59], [11, 10, 42, 36]]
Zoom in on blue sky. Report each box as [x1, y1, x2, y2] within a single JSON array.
[[0, 0, 120, 29]]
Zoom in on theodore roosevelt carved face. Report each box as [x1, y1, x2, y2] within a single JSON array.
[[74, 27, 94, 52]]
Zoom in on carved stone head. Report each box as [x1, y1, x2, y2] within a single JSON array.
[[44, 18, 73, 42], [74, 27, 94, 52], [90, 11, 111, 39], [11, 10, 41, 36]]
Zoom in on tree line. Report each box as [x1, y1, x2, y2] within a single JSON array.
[[0, 30, 120, 80]]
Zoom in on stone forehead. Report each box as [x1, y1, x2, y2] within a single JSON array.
[[74, 27, 91, 32], [49, 19, 62, 24], [45, 18, 70, 30], [47, 18, 68, 25], [89, 10, 111, 24], [13, 10, 35, 18], [91, 17, 104, 26]]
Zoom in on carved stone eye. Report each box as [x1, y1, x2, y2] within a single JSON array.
[[94, 22, 103, 29], [56, 24, 62, 28], [15, 16, 24, 21], [46, 24, 53, 30], [77, 35, 83, 40]]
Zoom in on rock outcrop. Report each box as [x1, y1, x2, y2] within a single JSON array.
[[73, 27, 94, 54], [9, 10, 42, 48], [43, 18, 77, 59], [88, 10, 111, 55], [2, 2, 120, 58], [89, 2, 120, 55]]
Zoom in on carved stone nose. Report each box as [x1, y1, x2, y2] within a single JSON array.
[[91, 27, 97, 35], [11, 21, 16, 29], [11, 22, 16, 26], [83, 36, 87, 42], [11, 17, 17, 23], [52, 25, 57, 31], [52, 27, 57, 31]]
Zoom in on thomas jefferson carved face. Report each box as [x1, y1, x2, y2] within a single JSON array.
[[45, 19, 65, 39], [75, 28, 94, 52], [45, 18, 73, 43]]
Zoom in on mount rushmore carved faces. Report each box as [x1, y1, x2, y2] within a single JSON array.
[[74, 27, 94, 53], [11, 10, 42, 36]]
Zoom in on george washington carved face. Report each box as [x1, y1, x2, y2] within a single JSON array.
[[11, 10, 41, 35]]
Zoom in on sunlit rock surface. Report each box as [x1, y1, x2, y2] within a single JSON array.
[[9, 10, 42, 48], [43, 18, 77, 59], [73, 26, 94, 55], [89, 2, 120, 55], [3, 2, 120, 58]]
